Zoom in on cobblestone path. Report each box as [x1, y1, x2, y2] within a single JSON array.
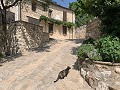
[[0, 39, 93, 90]]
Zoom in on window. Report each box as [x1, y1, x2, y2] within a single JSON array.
[[48, 9, 52, 18], [31, 0, 36, 11], [63, 26, 67, 35], [0, 10, 15, 24], [49, 23, 53, 34], [63, 11, 67, 21], [28, 16, 39, 25]]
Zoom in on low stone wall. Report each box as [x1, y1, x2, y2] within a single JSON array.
[[0, 21, 49, 55], [77, 59, 120, 90]]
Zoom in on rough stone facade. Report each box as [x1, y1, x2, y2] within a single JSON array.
[[18, 21, 49, 52], [86, 19, 101, 40], [74, 19, 101, 40], [0, 21, 49, 55], [76, 59, 120, 90]]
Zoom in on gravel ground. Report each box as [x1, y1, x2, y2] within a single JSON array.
[[0, 39, 93, 90]]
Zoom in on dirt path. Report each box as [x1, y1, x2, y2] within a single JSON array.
[[0, 39, 93, 90]]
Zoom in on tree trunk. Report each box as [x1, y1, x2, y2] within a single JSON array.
[[2, 9, 10, 56]]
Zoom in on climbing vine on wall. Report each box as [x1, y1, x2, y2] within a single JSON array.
[[39, 15, 75, 28]]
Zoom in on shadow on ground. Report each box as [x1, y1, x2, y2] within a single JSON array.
[[68, 39, 84, 55], [68, 39, 84, 70], [0, 38, 57, 66], [0, 53, 22, 67], [33, 38, 58, 53], [66, 39, 84, 44], [72, 58, 79, 70], [71, 46, 80, 55]]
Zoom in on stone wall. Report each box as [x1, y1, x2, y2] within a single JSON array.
[[75, 25, 87, 39], [77, 59, 120, 90], [49, 4, 75, 23], [21, 0, 48, 23], [43, 32, 49, 43], [74, 19, 101, 40], [86, 19, 101, 40], [0, 21, 49, 56]]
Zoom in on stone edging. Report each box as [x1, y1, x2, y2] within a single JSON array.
[[94, 61, 120, 66], [79, 59, 120, 90]]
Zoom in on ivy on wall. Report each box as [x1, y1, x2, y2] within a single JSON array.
[[39, 15, 75, 28]]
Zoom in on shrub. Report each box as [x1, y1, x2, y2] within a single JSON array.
[[88, 48, 102, 61], [96, 35, 120, 62], [83, 37, 95, 45], [77, 44, 102, 61]]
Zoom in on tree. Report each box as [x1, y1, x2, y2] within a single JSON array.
[[69, 1, 94, 26], [0, 0, 22, 55], [78, 0, 120, 36]]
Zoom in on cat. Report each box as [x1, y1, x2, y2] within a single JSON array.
[[108, 86, 117, 90], [54, 66, 71, 83]]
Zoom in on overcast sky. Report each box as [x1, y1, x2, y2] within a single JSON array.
[[53, 0, 76, 8]]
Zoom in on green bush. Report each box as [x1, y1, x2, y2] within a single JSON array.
[[77, 44, 102, 61], [83, 37, 95, 45], [96, 35, 120, 62]]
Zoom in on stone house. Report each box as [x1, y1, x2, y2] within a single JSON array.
[[9, 0, 75, 39], [0, 0, 75, 55]]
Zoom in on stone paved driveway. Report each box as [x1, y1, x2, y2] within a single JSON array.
[[0, 39, 93, 90]]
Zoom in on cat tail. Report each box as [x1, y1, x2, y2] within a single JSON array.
[[54, 77, 59, 83]]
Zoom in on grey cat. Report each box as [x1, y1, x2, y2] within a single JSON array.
[[54, 66, 71, 83]]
